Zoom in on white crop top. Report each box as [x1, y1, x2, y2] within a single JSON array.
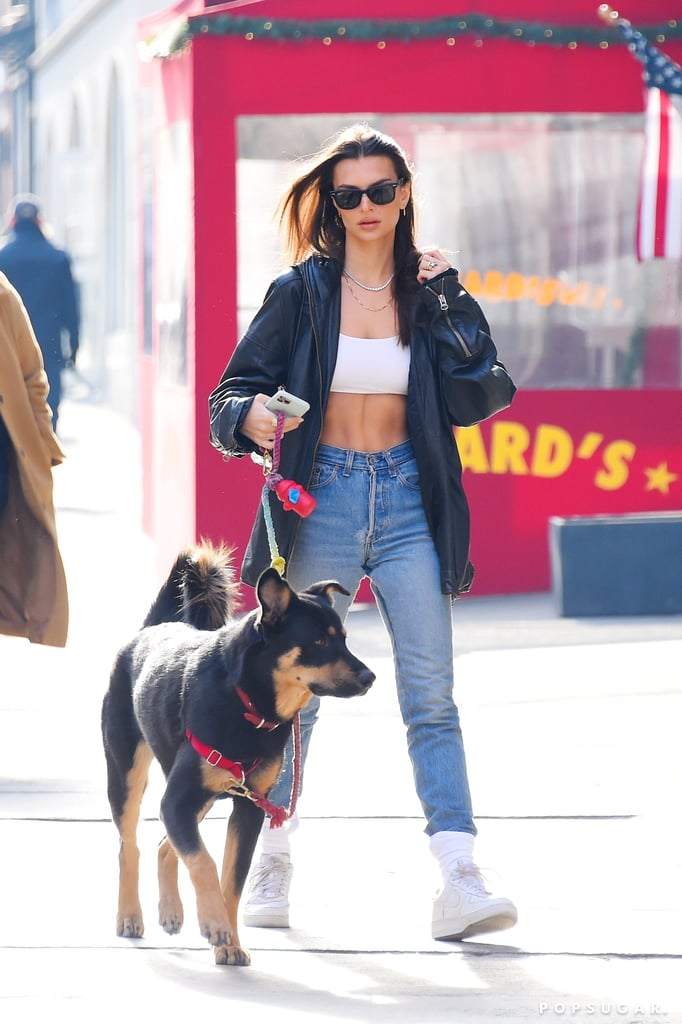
[[330, 333, 411, 395]]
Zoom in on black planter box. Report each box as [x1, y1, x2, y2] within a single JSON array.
[[549, 512, 682, 617]]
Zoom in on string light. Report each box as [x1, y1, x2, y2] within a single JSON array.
[[152, 13, 682, 60]]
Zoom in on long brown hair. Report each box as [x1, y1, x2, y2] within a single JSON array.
[[278, 124, 420, 346]]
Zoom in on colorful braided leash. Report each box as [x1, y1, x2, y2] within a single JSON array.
[[261, 411, 287, 574], [260, 411, 316, 573], [259, 410, 304, 825]]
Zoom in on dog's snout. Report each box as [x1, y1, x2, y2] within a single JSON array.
[[344, 665, 375, 697], [308, 661, 375, 699], [358, 667, 375, 691]]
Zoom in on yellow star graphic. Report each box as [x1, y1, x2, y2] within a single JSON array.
[[644, 462, 679, 494]]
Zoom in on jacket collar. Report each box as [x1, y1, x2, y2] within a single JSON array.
[[299, 255, 343, 384], [300, 253, 342, 304]]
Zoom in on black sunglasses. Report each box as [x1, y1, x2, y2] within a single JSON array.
[[329, 179, 405, 211]]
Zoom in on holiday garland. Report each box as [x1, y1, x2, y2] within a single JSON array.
[[146, 12, 682, 60]]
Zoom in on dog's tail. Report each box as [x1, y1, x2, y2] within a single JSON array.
[[142, 541, 239, 630]]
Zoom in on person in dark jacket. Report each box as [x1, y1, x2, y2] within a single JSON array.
[[208, 124, 517, 942], [0, 195, 79, 430]]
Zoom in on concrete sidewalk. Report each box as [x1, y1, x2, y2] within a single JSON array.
[[1, 394, 681, 1024]]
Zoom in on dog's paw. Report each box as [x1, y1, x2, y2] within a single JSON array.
[[159, 898, 184, 935], [199, 917, 232, 948], [116, 912, 144, 938], [215, 943, 251, 967]]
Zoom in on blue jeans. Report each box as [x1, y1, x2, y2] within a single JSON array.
[[267, 440, 475, 837]]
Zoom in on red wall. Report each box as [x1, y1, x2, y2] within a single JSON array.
[[462, 391, 682, 593], [190, 0, 682, 117]]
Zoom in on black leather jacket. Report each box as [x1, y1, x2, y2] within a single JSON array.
[[209, 255, 514, 596]]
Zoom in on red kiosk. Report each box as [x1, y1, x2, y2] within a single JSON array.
[[137, 0, 682, 598]]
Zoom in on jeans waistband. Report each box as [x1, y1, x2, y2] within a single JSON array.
[[314, 439, 415, 474]]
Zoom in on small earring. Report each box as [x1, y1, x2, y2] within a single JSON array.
[[401, 206, 407, 218]]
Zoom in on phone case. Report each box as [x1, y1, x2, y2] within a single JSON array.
[[265, 390, 310, 418]]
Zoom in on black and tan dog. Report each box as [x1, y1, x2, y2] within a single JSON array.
[[101, 542, 374, 966]]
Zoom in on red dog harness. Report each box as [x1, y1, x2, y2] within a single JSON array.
[[184, 730, 261, 781], [184, 687, 298, 828], [185, 729, 289, 826]]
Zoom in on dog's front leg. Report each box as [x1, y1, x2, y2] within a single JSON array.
[[160, 770, 232, 949], [214, 797, 265, 967], [158, 797, 216, 934], [183, 846, 233, 947]]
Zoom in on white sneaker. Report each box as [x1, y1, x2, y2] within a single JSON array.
[[243, 854, 293, 928], [432, 860, 517, 941]]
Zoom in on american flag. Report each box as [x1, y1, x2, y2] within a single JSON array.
[[616, 19, 682, 261]]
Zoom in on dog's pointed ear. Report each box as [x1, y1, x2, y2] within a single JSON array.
[[303, 581, 350, 607], [257, 568, 295, 625]]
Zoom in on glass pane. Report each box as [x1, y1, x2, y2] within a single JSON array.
[[156, 121, 190, 385], [237, 113, 682, 389]]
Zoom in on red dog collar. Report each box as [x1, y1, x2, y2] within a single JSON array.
[[236, 687, 279, 731]]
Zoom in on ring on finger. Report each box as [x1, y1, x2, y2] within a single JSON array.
[[428, 260, 437, 269]]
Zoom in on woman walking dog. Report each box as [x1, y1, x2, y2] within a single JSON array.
[[209, 123, 517, 942]]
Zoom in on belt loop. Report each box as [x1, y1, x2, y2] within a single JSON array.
[[384, 448, 398, 477], [343, 449, 354, 477]]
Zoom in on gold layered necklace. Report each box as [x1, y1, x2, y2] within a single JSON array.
[[343, 273, 394, 312], [344, 268, 396, 292]]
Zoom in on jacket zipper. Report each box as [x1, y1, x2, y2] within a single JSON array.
[[286, 267, 325, 569], [303, 268, 325, 466], [425, 284, 473, 359]]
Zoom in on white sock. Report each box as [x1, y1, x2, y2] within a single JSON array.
[[260, 811, 299, 858], [429, 830, 476, 883]]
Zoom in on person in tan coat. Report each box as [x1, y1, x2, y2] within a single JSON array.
[[0, 271, 68, 646]]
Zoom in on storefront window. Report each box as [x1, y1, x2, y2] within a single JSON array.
[[237, 113, 681, 390]]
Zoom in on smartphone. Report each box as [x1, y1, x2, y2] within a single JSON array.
[[264, 389, 310, 418]]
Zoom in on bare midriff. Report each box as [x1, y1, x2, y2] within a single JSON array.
[[320, 392, 408, 453], [323, 268, 409, 453]]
